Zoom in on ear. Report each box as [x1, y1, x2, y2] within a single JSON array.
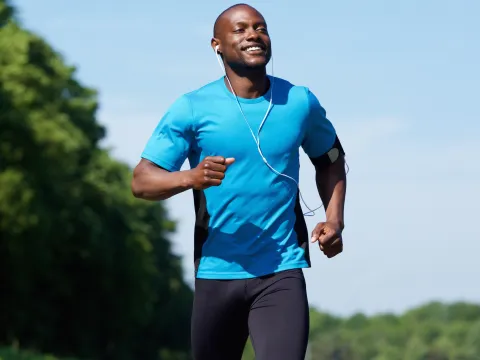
[[211, 38, 221, 53]]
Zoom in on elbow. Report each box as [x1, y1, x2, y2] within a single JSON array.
[[130, 176, 169, 201], [131, 160, 173, 201], [131, 178, 145, 199], [131, 169, 150, 200]]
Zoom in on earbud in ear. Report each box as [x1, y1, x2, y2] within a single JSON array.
[[215, 45, 220, 53]]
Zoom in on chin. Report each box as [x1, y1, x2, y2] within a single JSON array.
[[228, 56, 270, 72], [245, 62, 267, 70], [244, 57, 270, 69]]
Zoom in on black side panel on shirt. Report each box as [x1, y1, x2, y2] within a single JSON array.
[[192, 189, 209, 275], [294, 190, 311, 267]]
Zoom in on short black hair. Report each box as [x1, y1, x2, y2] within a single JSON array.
[[213, 3, 255, 37]]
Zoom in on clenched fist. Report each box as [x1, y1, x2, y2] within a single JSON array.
[[188, 156, 235, 190], [311, 221, 344, 258]]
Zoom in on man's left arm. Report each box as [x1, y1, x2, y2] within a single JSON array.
[[301, 88, 347, 258], [311, 149, 346, 258]]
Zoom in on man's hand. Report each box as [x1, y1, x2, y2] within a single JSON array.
[[188, 156, 235, 190], [311, 221, 344, 258]]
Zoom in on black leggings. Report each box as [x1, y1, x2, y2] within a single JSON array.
[[191, 268, 309, 360]]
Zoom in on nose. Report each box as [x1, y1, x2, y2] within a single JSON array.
[[245, 27, 260, 41]]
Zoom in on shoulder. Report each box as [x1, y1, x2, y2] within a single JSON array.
[[183, 77, 226, 103], [164, 78, 223, 118], [270, 76, 316, 109], [162, 78, 226, 129], [272, 77, 330, 128]]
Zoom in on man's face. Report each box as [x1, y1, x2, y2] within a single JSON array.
[[215, 6, 272, 70]]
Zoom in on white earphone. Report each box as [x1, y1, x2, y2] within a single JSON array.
[[213, 45, 323, 216]]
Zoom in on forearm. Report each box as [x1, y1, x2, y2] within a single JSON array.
[[132, 166, 193, 201], [315, 156, 347, 228]]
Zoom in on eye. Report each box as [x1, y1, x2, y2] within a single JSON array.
[[233, 28, 245, 33], [257, 27, 268, 33]]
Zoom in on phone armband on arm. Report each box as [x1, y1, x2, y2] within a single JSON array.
[[309, 136, 345, 170]]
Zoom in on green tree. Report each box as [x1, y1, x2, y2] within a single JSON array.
[[307, 302, 480, 360], [0, 1, 193, 359], [0, 0, 13, 28]]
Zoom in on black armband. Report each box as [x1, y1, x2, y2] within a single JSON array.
[[309, 135, 345, 170]]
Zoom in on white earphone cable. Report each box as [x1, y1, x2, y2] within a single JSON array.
[[215, 48, 322, 216]]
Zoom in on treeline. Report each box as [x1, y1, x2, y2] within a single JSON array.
[[3, 302, 480, 359], [242, 301, 480, 360], [310, 301, 480, 359], [0, 1, 192, 359]]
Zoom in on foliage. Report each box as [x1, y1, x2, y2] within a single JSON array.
[[0, 0, 14, 28], [0, 1, 193, 359], [0, 346, 80, 360], [243, 301, 480, 360]]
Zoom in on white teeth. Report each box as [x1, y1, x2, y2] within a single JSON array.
[[246, 46, 262, 52]]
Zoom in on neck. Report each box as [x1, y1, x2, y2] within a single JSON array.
[[223, 65, 269, 99]]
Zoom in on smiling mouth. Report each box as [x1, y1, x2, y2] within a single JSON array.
[[243, 45, 265, 53]]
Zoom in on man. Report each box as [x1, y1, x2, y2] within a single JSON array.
[[131, 3, 347, 360]]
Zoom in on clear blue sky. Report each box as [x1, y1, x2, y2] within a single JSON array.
[[14, 0, 480, 316]]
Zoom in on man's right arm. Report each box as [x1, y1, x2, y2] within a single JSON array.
[[131, 156, 235, 201], [132, 95, 235, 201], [131, 159, 194, 201], [132, 94, 196, 201]]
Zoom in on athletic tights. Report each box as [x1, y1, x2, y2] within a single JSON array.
[[191, 268, 309, 360]]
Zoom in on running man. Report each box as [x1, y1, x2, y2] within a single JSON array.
[[132, 3, 347, 360]]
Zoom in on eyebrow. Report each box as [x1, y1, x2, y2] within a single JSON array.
[[232, 20, 267, 27]]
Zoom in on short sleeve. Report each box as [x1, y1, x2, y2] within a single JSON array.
[[141, 95, 195, 172], [301, 89, 337, 159]]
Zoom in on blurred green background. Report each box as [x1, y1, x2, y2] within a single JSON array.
[[2, 0, 480, 359]]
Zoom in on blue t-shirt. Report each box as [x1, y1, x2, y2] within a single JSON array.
[[141, 76, 338, 279]]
